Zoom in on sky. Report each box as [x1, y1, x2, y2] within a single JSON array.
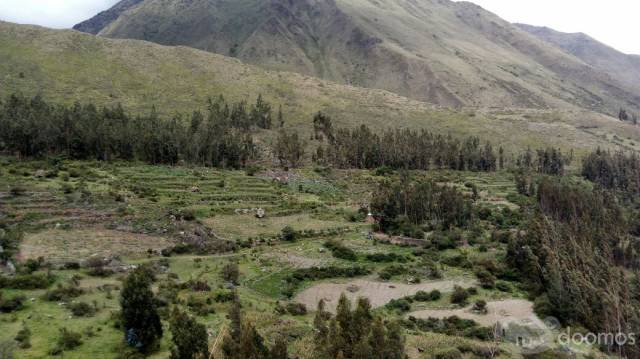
[[0, 0, 638, 54]]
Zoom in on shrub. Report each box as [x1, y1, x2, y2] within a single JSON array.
[[0, 293, 25, 313], [472, 300, 488, 314], [414, 289, 441, 302], [51, 328, 83, 354], [364, 252, 407, 263], [285, 302, 307, 316], [386, 298, 412, 312], [450, 286, 469, 305], [378, 265, 407, 280], [9, 186, 26, 196], [495, 281, 511, 292], [214, 289, 235, 303], [44, 284, 84, 302], [220, 262, 239, 285], [280, 226, 297, 242], [0, 273, 54, 289], [324, 240, 357, 261], [69, 302, 96, 317], [15, 326, 31, 349], [475, 269, 496, 289]]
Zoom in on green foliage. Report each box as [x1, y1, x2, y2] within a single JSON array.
[[68, 302, 97, 317], [378, 265, 407, 280], [372, 179, 472, 234], [582, 148, 640, 194], [450, 286, 470, 305], [221, 262, 240, 285], [169, 308, 209, 359], [320, 124, 497, 171], [313, 295, 405, 358], [279, 226, 297, 242], [0, 93, 262, 167], [0, 272, 54, 290], [14, 326, 31, 349], [120, 267, 163, 352], [405, 316, 492, 341], [0, 227, 22, 261], [0, 293, 25, 313], [275, 129, 306, 169], [324, 240, 357, 261], [50, 327, 83, 355]]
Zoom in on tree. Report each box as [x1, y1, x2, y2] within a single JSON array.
[[221, 262, 240, 285], [275, 129, 306, 169], [120, 266, 163, 352], [169, 308, 209, 359]]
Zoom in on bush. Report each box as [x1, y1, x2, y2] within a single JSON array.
[[0, 273, 54, 289], [386, 298, 411, 312], [220, 262, 239, 285], [414, 290, 441, 302], [44, 283, 84, 302], [475, 269, 496, 289], [450, 286, 470, 305], [15, 326, 31, 349], [50, 328, 83, 355], [324, 240, 357, 261], [285, 302, 307, 316], [364, 252, 407, 263], [0, 293, 25, 313], [472, 300, 488, 314], [378, 265, 407, 280], [69, 302, 96, 317], [9, 186, 26, 196], [213, 289, 234, 303], [495, 281, 511, 292], [280, 226, 297, 242]]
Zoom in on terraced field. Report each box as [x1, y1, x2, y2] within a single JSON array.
[[0, 158, 605, 358]]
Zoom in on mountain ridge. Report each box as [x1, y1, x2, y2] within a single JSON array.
[[73, 0, 640, 116], [1, 20, 638, 155]]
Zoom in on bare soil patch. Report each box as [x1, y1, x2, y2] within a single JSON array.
[[295, 277, 476, 312], [409, 299, 544, 328]]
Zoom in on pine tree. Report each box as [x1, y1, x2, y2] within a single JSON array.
[[169, 308, 209, 359], [120, 267, 163, 352]]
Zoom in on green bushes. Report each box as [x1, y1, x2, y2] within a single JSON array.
[[378, 265, 408, 280], [14, 326, 31, 349], [0, 273, 54, 290], [68, 302, 96, 317], [50, 328, 83, 355], [280, 225, 297, 242], [364, 252, 407, 263], [44, 284, 84, 302], [405, 316, 493, 341], [324, 240, 357, 261], [413, 290, 441, 302], [284, 266, 371, 297], [0, 293, 25, 313], [450, 286, 470, 305], [275, 301, 308, 316], [386, 298, 411, 312]]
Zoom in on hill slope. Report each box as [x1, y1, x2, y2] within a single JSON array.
[[74, 0, 640, 116], [0, 21, 638, 154], [517, 24, 640, 95]]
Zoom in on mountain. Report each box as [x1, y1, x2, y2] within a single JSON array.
[[516, 24, 640, 95], [73, 0, 145, 34], [2, 21, 638, 154], [73, 0, 640, 116]]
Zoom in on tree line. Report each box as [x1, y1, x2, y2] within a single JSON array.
[[314, 122, 499, 172], [582, 148, 640, 195], [507, 177, 639, 357], [371, 177, 473, 237], [0, 93, 280, 167]]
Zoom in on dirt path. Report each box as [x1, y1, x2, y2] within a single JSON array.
[[294, 277, 476, 312], [409, 299, 544, 328]]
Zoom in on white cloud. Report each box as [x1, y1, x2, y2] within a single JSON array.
[[463, 0, 640, 54], [0, 0, 119, 28]]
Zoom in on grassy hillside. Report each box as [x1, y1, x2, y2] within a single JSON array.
[[77, 0, 640, 116], [0, 21, 639, 155]]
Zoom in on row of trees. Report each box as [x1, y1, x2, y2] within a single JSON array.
[[507, 178, 639, 357], [315, 123, 500, 171], [515, 147, 572, 175], [582, 148, 640, 195], [313, 296, 405, 359], [0, 93, 280, 167], [371, 177, 473, 236]]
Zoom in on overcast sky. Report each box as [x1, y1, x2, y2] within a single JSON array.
[[0, 0, 638, 54]]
